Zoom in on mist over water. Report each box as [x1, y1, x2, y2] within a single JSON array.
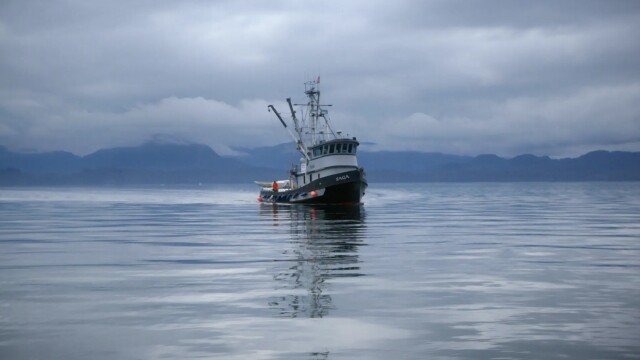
[[1, 183, 639, 359]]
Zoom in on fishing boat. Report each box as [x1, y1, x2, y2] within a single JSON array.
[[256, 79, 367, 204]]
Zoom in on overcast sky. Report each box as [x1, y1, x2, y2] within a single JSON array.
[[1, 0, 639, 157]]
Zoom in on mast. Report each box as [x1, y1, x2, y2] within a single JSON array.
[[268, 78, 337, 161], [297, 78, 335, 147]]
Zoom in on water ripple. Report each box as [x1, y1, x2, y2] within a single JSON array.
[[1, 183, 639, 359]]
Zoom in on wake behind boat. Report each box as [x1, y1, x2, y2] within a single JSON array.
[[256, 79, 367, 204]]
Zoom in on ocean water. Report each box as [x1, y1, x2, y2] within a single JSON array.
[[1, 183, 639, 359]]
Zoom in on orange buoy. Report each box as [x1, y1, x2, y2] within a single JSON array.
[[310, 191, 317, 197]]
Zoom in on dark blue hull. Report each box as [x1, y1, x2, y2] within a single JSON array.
[[259, 168, 367, 205]]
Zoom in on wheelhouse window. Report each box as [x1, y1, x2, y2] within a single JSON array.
[[311, 142, 357, 157]]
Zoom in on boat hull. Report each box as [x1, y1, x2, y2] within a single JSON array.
[[259, 168, 367, 205]]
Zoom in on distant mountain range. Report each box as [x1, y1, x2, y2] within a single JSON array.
[[235, 144, 640, 182], [0, 142, 279, 185], [1, 142, 639, 185]]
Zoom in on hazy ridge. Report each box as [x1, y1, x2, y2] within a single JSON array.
[[1, 142, 639, 185]]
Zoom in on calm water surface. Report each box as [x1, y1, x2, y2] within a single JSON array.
[[1, 183, 639, 359]]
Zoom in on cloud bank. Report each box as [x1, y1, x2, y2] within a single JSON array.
[[1, 0, 639, 156]]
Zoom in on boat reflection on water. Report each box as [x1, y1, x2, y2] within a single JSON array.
[[260, 204, 366, 318]]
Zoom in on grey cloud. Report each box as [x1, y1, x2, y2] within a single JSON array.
[[0, 0, 639, 157]]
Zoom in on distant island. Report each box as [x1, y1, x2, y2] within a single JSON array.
[[1, 142, 639, 185]]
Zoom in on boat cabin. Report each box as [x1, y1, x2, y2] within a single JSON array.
[[309, 138, 359, 159], [288, 138, 359, 188]]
